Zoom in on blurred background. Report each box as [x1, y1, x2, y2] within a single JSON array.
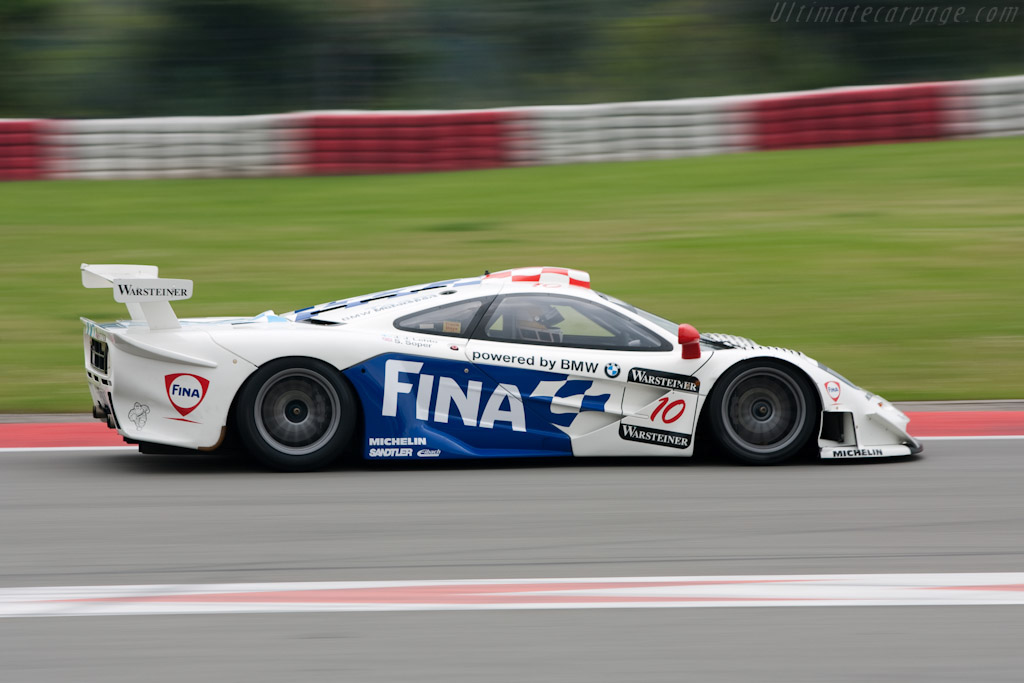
[[1, 0, 1022, 410], [4, 9, 1024, 683], [1, 0, 1021, 118]]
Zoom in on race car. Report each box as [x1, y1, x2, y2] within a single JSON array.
[[81, 264, 922, 471]]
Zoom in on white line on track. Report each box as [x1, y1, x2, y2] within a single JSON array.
[[3, 573, 1024, 617]]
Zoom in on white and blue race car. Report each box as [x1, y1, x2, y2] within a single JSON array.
[[81, 264, 921, 471]]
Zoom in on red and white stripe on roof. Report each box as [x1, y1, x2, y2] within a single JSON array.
[[484, 267, 590, 289]]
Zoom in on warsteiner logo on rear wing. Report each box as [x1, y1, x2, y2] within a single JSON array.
[[81, 263, 193, 330], [114, 281, 192, 301]]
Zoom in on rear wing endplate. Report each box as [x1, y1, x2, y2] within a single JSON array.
[[81, 263, 193, 330]]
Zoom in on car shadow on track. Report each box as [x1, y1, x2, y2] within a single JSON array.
[[85, 446, 922, 476]]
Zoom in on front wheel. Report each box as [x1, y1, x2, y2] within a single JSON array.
[[709, 361, 818, 465], [235, 358, 357, 471]]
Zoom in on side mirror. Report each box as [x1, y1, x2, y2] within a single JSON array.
[[678, 323, 701, 360]]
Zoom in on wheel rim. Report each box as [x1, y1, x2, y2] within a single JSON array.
[[253, 369, 341, 456], [720, 367, 807, 455]]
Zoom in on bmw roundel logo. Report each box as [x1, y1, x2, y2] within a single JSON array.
[[605, 362, 621, 378]]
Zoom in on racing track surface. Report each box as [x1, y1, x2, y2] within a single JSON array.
[[3, 436, 1024, 682]]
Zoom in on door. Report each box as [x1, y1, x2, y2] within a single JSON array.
[[466, 292, 687, 456]]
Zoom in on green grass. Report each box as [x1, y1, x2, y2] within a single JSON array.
[[1, 138, 1023, 412]]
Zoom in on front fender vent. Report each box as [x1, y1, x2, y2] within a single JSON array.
[[820, 411, 845, 442]]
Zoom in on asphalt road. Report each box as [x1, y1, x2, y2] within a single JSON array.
[[2, 439, 1024, 682]]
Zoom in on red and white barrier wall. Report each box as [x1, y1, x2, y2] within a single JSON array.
[[511, 97, 753, 165], [946, 75, 1024, 139], [45, 115, 306, 180], [307, 111, 515, 175], [0, 120, 46, 181], [751, 83, 946, 150], [1, 75, 1021, 181]]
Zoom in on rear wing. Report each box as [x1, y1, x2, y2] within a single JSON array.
[[81, 263, 192, 330]]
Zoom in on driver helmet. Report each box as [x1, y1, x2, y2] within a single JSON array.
[[514, 302, 564, 343]]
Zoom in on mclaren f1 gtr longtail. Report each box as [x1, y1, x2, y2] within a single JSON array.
[[81, 264, 921, 471]]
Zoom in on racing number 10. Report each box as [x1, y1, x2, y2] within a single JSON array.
[[651, 397, 686, 424]]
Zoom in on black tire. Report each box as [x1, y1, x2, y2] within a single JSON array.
[[709, 361, 818, 465], [235, 358, 357, 472]]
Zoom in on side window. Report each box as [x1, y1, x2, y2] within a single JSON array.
[[395, 298, 486, 337], [480, 294, 671, 351]]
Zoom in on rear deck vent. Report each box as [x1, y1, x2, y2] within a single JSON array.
[[90, 339, 109, 374], [301, 318, 343, 326]]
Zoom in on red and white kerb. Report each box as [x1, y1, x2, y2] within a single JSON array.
[[485, 267, 591, 288], [6, 573, 1024, 617]]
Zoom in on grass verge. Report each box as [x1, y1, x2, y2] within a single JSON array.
[[1, 137, 1022, 412]]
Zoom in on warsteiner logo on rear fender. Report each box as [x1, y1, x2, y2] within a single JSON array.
[[165, 373, 210, 417]]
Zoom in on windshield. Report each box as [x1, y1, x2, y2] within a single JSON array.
[[595, 291, 678, 335]]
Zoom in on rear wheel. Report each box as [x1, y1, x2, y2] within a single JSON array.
[[236, 358, 356, 471], [709, 361, 817, 465]]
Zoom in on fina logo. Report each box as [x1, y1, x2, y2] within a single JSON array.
[[824, 380, 841, 403], [165, 373, 211, 417], [605, 362, 621, 378]]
